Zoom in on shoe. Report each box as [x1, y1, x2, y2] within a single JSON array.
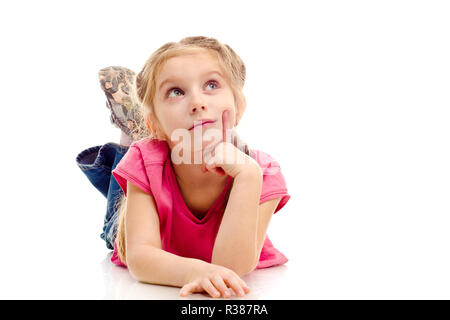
[[98, 66, 146, 142]]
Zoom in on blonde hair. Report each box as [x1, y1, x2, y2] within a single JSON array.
[[115, 36, 249, 264]]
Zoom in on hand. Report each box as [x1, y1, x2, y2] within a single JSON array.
[[201, 110, 260, 178], [179, 262, 251, 298]]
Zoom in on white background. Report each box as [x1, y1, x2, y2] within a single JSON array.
[[0, 0, 449, 299]]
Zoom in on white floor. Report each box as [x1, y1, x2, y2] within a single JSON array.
[[101, 252, 292, 300], [0, 239, 295, 300]]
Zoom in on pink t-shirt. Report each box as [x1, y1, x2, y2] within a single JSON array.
[[111, 137, 291, 270]]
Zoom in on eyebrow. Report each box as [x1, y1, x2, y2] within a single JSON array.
[[158, 70, 224, 92]]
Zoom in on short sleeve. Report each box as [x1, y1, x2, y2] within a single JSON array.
[[253, 150, 291, 214], [112, 145, 152, 197]]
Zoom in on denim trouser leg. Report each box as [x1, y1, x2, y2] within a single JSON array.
[[76, 143, 129, 250]]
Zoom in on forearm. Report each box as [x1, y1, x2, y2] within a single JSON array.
[[212, 166, 263, 275], [127, 245, 207, 288]]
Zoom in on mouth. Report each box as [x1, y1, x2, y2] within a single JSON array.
[[189, 119, 216, 130]]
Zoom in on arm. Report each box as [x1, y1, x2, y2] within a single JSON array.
[[211, 165, 263, 276], [254, 197, 282, 261], [125, 181, 206, 287], [212, 166, 283, 276]]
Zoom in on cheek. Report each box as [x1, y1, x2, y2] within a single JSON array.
[[160, 114, 188, 138]]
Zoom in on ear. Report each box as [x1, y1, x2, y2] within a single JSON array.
[[145, 114, 165, 141]]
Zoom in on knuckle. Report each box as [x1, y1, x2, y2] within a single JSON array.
[[211, 274, 224, 283], [223, 267, 236, 276], [222, 270, 234, 279]]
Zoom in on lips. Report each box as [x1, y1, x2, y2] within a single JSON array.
[[189, 119, 216, 130]]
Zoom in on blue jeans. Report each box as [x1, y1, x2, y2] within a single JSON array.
[[76, 143, 129, 250]]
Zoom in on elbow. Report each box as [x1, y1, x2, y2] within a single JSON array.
[[237, 252, 259, 276], [126, 254, 144, 282], [233, 260, 258, 277], [211, 243, 259, 276], [126, 249, 156, 283], [212, 255, 258, 277]]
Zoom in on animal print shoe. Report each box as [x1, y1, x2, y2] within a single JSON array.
[[98, 66, 147, 141]]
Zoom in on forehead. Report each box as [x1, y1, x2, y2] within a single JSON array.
[[157, 49, 224, 82]]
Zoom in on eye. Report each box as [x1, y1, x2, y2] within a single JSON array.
[[166, 80, 219, 98], [167, 88, 183, 98], [205, 80, 219, 90]]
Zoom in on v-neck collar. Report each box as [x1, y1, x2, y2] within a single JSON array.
[[168, 160, 233, 224]]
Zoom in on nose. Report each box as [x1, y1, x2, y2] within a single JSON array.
[[189, 88, 208, 114], [191, 104, 207, 113]]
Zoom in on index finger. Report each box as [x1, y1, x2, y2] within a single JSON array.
[[222, 109, 233, 143]]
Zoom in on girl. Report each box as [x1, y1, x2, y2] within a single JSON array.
[[76, 36, 291, 298]]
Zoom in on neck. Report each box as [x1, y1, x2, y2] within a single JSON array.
[[171, 160, 229, 190]]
